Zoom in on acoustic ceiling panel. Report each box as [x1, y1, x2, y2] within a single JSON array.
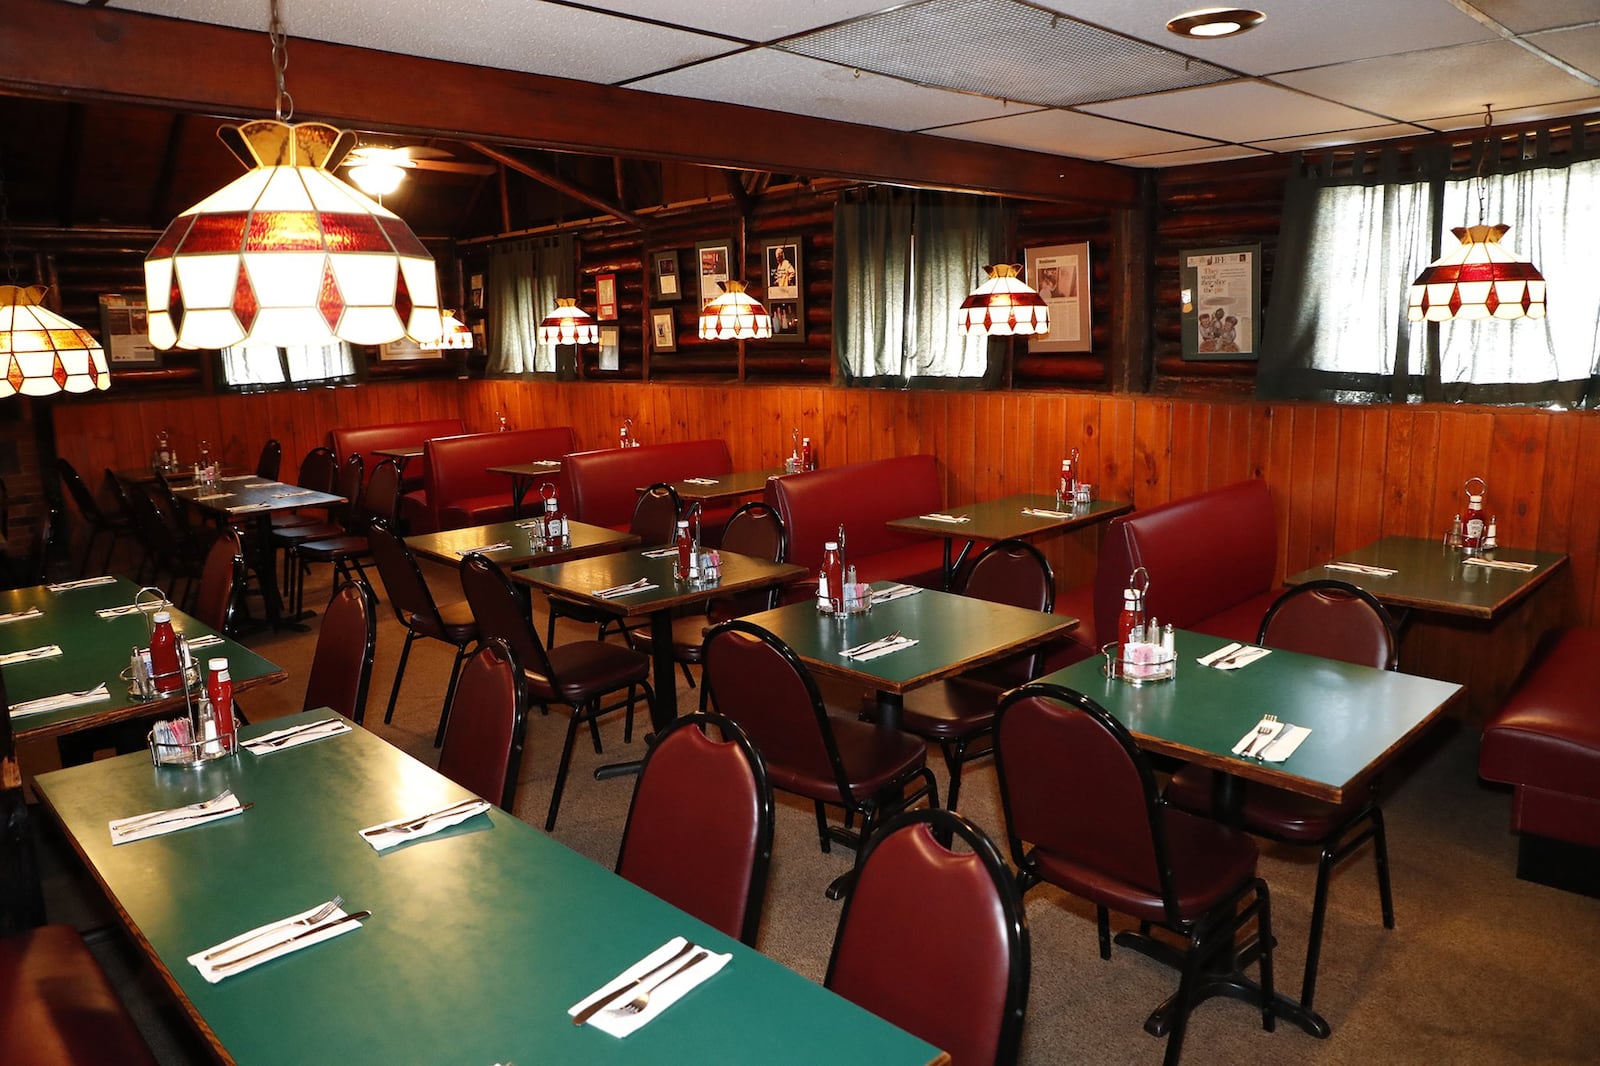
[[1081, 80, 1400, 143], [929, 106, 1217, 160]]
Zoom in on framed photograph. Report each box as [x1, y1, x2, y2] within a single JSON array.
[[652, 249, 681, 303], [98, 293, 160, 366], [468, 274, 485, 310], [597, 324, 620, 372], [695, 239, 732, 306], [377, 337, 443, 361], [596, 273, 618, 321], [768, 300, 803, 344], [1180, 243, 1260, 361], [650, 309, 677, 353], [1024, 243, 1091, 354], [763, 238, 800, 300]]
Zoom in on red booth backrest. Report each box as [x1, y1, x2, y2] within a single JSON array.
[[328, 418, 464, 468], [422, 427, 578, 528], [564, 439, 733, 529], [766, 455, 942, 572]]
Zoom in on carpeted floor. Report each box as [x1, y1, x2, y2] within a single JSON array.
[[29, 557, 1600, 1064]]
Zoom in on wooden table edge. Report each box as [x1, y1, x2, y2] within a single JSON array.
[[13, 668, 290, 743], [803, 615, 1079, 695]]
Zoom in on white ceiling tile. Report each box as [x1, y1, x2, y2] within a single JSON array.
[[1473, 0, 1600, 34], [1081, 80, 1394, 142], [1033, 0, 1495, 75], [1274, 40, 1600, 122], [1414, 96, 1600, 131], [928, 108, 1216, 160], [1112, 144, 1272, 168], [1527, 25, 1600, 81], [629, 49, 1025, 130], [1249, 123, 1433, 152], [573, 1, 899, 42]]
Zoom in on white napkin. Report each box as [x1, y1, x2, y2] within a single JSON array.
[[682, 477, 720, 486], [96, 601, 166, 619], [194, 492, 233, 502], [219, 474, 259, 482], [1021, 506, 1075, 520], [569, 936, 732, 1038], [271, 489, 319, 499], [1197, 642, 1241, 666], [184, 633, 225, 650], [1464, 557, 1539, 573], [843, 636, 919, 661], [1324, 561, 1398, 577], [0, 645, 62, 667], [230, 502, 273, 513], [1232, 717, 1285, 756], [358, 798, 491, 851], [188, 902, 364, 983], [593, 582, 658, 599], [455, 542, 513, 557], [529, 459, 561, 467], [11, 683, 111, 718], [1258, 725, 1312, 762], [1212, 647, 1271, 671], [918, 512, 969, 523], [109, 790, 245, 844], [869, 583, 922, 604], [47, 575, 119, 592], [243, 718, 351, 755], [0, 607, 43, 625], [639, 547, 679, 559]]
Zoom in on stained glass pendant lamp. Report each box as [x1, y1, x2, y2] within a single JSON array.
[[538, 298, 599, 346], [421, 309, 474, 350], [698, 281, 771, 340], [959, 264, 1051, 336], [143, 0, 440, 351], [0, 285, 111, 397]]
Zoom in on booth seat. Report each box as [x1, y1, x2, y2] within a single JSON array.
[[327, 418, 465, 495], [1479, 628, 1600, 894], [401, 427, 577, 533], [0, 924, 158, 1066], [1055, 478, 1280, 656], [564, 439, 735, 541], [764, 454, 945, 587]]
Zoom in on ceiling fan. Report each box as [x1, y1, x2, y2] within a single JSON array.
[[343, 143, 495, 195]]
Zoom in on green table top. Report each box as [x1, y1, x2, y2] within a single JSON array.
[[2, 577, 286, 741], [1035, 629, 1463, 804], [512, 550, 806, 620], [406, 519, 639, 570], [643, 467, 788, 505], [739, 585, 1077, 696], [1283, 536, 1569, 620], [886, 493, 1132, 542], [33, 711, 944, 1066], [169, 477, 345, 519]]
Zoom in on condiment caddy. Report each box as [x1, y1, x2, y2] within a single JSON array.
[[1101, 566, 1176, 684], [121, 586, 239, 767]]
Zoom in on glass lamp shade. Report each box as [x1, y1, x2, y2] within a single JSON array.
[[0, 285, 112, 397], [538, 298, 599, 346], [421, 309, 474, 350], [698, 281, 771, 341], [959, 264, 1051, 336], [1408, 224, 1546, 321], [144, 120, 442, 351]]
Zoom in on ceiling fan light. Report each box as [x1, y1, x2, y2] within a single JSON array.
[[1166, 7, 1265, 39]]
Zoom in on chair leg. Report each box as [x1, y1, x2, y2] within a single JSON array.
[[1257, 883, 1277, 1032], [546, 710, 585, 832], [940, 741, 963, 811], [433, 643, 472, 748], [383, 630, 419, 724], [1372, 806, 1395, 929], [623, 685, 637, 744], [813, 802, 832, 854], [1096, 905, 1112, 960], [546, 607, 559, 648]]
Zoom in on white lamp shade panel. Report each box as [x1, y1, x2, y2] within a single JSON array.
[[0, 286, 112, 398]]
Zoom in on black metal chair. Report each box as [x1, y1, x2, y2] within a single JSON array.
[[291, 457, 397, 614], [547, 481, 681, 646], [56, 459, 131, 576], [437, 637, 529, 812], [255, 437, 283, 481], [303, 575, 379, 726]]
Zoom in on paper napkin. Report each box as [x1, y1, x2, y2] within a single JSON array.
[[1463, 557, 1539, 573], [640, 547, 680, 559], [1212, 647, 1271, 671], [243, 718, 351, 755], [455, 542, 513, 557], [869, 583, 922, 604], [569, 936, 732, 1038], [109, 790, 245, 844], [0, 645, 63, 667], [1021, 507, 1075, 520], [219, 474, 259, 482], [1232, 717, 1284, 756], [358, 798, 491, 851], [1258, 725, 1312, 762], [593, 582, 658, 599], [918, 513, 970, 523], [11, 683, 111, 718], [183, 633, 225, 650], [96, 601, 166, 619], [682, 477, 720, 486], [47, 575, 119, 592], [1324, 561, 1399, 577], [194, 492, 233, 502], [230, 502, 273, 513], [0, 607, 43, 625], [188, 902, 364, 983], [843, 637, 919, 661], [1197, 642, 1241, 666]]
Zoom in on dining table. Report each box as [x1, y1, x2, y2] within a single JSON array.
[[738, 584, 1077, 730], [1283, 536, 1569, 721], [886, 493, 1132, 589], [511, 550, 806, 730], [1033, 628, 1463, 1040], [2, 575, 285, 745], [32, 710, 949, 1066], [487, 459, 565, 517], [641, 467, 788, 506], [406, 518, 639, 570]]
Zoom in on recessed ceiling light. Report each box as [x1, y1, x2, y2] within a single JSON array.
[[1166, 7, 1266, 39]]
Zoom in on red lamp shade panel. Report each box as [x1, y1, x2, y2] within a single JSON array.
[[1408, 224, 1546, 321], [539, 299, 599, 346]]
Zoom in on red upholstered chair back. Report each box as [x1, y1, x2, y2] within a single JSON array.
[[1257, 580, 1398, 670], [192, 531, 242, 632], [708, 502, 787, 621], [437, 638, 528, 811], [630, 483, 682, 546], [826, 809, 1029, 1066], [368, 522, 443, 628], [702, 621, 843, 795], [304, 576, 378, 723], [961, 540, 1054, 685], [458, 553, 555, 679], [256, 438, 283, 481], [616, 714, 774, 946], [995, 685, 1170, 907], [295, 447, 338, 495]]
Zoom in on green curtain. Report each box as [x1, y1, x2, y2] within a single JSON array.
[[834, 190, 913, 383], [487, 235, 573, 374]]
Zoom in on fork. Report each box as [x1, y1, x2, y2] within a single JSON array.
[[360, 799, 484, 838], [843, 631, 901, 657], [202, 896, 343, 961], [610, 950, 710, 1016], [116, 790, 235, 832], [1240, 715, 1278, 757]]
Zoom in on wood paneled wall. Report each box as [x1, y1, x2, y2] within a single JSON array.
[[53, 378, 1600, 630]]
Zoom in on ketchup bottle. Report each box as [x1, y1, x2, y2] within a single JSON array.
[[802, 436, 815, 471], [1463, 491, 1486, 554], [149, 610, 182, 694], [207, 657, 235, 746], [1117, 586, 1145, 653], [675, 519, 693, 580], [818, 541, 843, 612]]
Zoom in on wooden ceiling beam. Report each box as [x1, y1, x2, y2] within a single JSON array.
[[467, 141, 647, 230], [0, 0, 1139, 209]]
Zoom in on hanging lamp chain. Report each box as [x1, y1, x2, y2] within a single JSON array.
[[269, 0, 294, 122], [0, 151, 16, 285], [1476, 103, 1494, 220]]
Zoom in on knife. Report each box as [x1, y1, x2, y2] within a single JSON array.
[[572, 941, 697, 1026], [114, 802, 251, 836], [360, 799, 486, 837], [256, 718, 343, 747], [211, 911, 371, 972]]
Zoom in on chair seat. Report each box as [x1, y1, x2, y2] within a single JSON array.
[[297, 534, 371, 561], [404, 598, 477, 644], [627, 613, 713, 663], [1166, 765, 1366, 841], [1029, 806, 1258, 925], [765, 713, 927, 802], [528, 640, 650, 705], [272, 521, 344, 546], [897, 677, 1003, 741]]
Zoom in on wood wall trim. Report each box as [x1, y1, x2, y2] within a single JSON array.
[[1, 0, 1139, 209]]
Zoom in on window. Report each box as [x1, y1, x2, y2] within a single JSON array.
[[486, 236, 574, 375], [220, 342, 355, 388]]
